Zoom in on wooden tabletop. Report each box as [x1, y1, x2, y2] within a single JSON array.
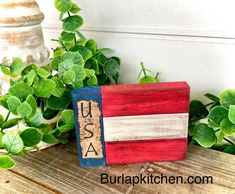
[[1, 140, 235, 194]]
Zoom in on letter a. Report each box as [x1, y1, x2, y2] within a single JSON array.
[[85, 142, 98, 157]]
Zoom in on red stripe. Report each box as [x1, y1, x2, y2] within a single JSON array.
[[101, 82, 190, 117], [105, 138, 187, 165]]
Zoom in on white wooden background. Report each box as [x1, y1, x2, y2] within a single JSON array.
[[37, 0, 235, 99]]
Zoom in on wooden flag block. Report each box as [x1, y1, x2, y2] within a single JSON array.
[[72, 82, 190, 167]]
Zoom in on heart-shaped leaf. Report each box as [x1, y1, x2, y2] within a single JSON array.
[[220, 89, 235, 108], [33, 79, 56, 98], [193, 124, 216, 148], [9, 82, 33, 101], [208, 106, 228, 124], [228, 105, 235, 124], [20, 128, 43, 147], [220, 118, 235, 135], [2, 132, 24, 154], [0, 155, 15, 170], [7, 96, 21, 115], [54, 0, 72, 13], [63, 15, 84, 32]]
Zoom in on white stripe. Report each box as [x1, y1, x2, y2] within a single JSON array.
[[103, 113, 188, 142]]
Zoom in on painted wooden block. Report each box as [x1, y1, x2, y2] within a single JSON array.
[[72, 82, 190, 167]]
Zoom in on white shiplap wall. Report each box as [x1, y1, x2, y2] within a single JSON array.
[[37, 0, 235, 99]]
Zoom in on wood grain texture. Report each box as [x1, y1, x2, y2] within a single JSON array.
[[101, 82, 190, 117], [105, 138, 187, 165], [104, 113, 188, 142], [0, 169, 55, 194], [1, 141, 234, 194]]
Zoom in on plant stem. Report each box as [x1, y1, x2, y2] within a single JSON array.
[[4, 111, 10, 122], [205, 102, 214, 107], [224, 137, 235, 145], [140, 62, 147, 76], [41, 99, 45, 113]]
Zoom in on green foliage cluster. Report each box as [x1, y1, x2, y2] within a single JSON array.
[[0, 0, 120, 170], [189, 91, 235, 154]]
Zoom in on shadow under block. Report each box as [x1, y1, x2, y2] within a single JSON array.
[[72, 82, 190, 167]]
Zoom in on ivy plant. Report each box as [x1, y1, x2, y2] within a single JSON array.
[[189, 90, 235, 154], [0, 0, 120, 170]]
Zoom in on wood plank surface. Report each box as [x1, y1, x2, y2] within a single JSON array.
[[0, 140, 235, 194], [101, 82, 190, 117], [103, 113, 188, 142]]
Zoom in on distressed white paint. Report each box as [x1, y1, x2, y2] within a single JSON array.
[[37, 0, 235, 99], [103, 113, 188, 142]]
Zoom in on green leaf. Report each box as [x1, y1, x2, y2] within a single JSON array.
[[0, 95, 9, 109], [0, 132, 3, 148], [26, 95, 37, 119], [51, 77, 65, 97], [139, 76, 157, 84], [220, 89, 235, 108], [50, 56, 61, 70], [85, 39, 97, 54], [188, 123, 196, 136], [54, 0, 72, 13], [17, 102, 32, 117], [217, 131, 225, 144], [47, 90, 71, 110], [0, 115, 4, 127], [204, 93, 219, 102], [57, 109, 74, 132], [2, 132, 24, 154], [208, 119, 220, 129], [59, 12, 64, 20], [20, 128, 43, 147], [87, 76, 98, 86], [104, 58, 120, 76], [0, 155, 15, 170], [63, 70, 76, 84], [43, 108, 59, 120], [42, 133, 59, 144], [69, 3, 81, 14], [25, 111, 43, 128], [58, 59, 74, 77], [193, 124, 216, 148], [35, 67, 50, 78], [7, 96, 21, 115], [63, 15, 84, 32], [70, 45, 92, 62], [189, 100, 208, 121], [33, 79, 56, 98], [85, 58, 99, 74], [10, 58, 25, 77], [228, 105, 235, 124], [72, 65, 86, 81], [223, 145, 235, 154], [85, 69, 95, 77], [9, 82, 33, 101], [72, 80, 83, 89], [61, 31, 75, 43], [1, 118, 20, 130], [220, 118, 235, 135], [208, 106, 228, 125], [1, 66, 11, 76], [62, 52, 84, 66], [24, 70, 36, 86]]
